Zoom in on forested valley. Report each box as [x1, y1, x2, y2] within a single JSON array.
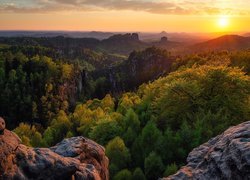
[[0, 35, 249, 180]]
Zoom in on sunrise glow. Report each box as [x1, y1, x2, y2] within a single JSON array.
[[0, 0, 249, 32], [218, 16, 229, 28]]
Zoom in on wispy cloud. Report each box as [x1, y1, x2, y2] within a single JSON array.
[[0, 0, 249, 15]]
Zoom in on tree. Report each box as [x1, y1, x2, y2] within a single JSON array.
[[174, 121, 195, 162], [13, 123, 43, 147], [101, 94, 115, 113], [0, 51, 75, 128], [132, 167, 146, 180], [74, 104, 104, 136], [106, 137, 131, 176], [123, 127, 137, 147], [148, 66, 250, 131], [163, 163, 178, 177], [113, 169, 132, 180], [131, 136, 144, 168], [43, 127, 55, 147], [89, 119, 122, 145], [43, 110, 72, 146], [117, 93, 141, 114], [124, 108, 140, 131], [144, 152, 165, 180], [230, 51, 250, 74], [160, 128, 176, 163], [122, 108, 140, 146], [140, 121, 162, 158], [61, 63, 73, 80]]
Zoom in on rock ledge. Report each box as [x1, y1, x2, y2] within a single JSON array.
[[0, 128, 109, 180], [163, 121, 250, 180]]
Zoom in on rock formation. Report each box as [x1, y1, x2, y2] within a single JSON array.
[[163, 121, 250, 180], [0, 124, 109, 180], [161, 37, 168, 43], [0, 117, 5, 135]]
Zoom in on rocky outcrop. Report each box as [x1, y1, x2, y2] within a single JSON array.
[[0, 128, 109, 180], [100, 33, 147, 55], [160, 37, 168, 43], [163, 121, 250, 180], [91, 47, 175, 98], [105, 33, 140, 42], [0, 117, 5, 135]]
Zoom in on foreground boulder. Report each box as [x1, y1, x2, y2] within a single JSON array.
[[0, 129, 109, 180], [163, 121, 250, 180]]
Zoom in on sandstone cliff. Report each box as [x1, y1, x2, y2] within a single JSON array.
[[0, 129, 109, 180], [163, 121, 250, 180]]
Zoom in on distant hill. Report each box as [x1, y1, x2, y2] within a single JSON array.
[[151, 36, 181, 50], [243, 33, 250, 37], [0, 31, 114, 40], [139, 31, 207, 44], [191, 35, 250, 52], [0, 33, 181, 55]]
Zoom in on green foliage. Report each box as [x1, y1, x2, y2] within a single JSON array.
[[113, 169, 132, 180], [123, 109, 140, 131], [106, 137, 131, 176], [61, 63, 74, 80], [89, 119, 122, 145], [140, 121, 162, 158], [0, 50, 77, 127], [66, 64, 249, 179], [230, 51, 250, 74], [13, 123, 44, 147], [1, 46, 250, 180], [144, 152, 165, 180], [122, 109, 140, 146], [171, 50, 250, 75], [163, 163, 178, 177], [43, 110, 72, 146], [145, 66, 250, 132], [43, 127, 55, 146], [117, 93, 141, 115], [101, 94, 115, 113], [132, 168, 146, 180], [74, 104, 104, 136]]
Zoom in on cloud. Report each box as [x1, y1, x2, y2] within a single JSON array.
[[0, 0, 249, 15]]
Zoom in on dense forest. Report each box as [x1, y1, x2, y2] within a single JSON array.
[[0, 36, 249, 179]]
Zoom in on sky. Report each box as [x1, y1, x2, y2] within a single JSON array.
[[0, 0, 249, 32]]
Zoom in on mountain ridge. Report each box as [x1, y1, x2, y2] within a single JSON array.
[[190, 34, 250, 52]]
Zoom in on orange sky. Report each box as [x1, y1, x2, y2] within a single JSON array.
[[0, 0, 249, 32]]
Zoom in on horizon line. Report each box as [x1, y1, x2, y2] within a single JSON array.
[[0, 29, 248, 34]]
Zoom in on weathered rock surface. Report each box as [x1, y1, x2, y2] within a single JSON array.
[[163, 121, 250, 180], [0, 117, 5, 134], [0, 129, 109, 180]]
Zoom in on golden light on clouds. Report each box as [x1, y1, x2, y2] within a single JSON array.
[[0, 0, 249, 32]]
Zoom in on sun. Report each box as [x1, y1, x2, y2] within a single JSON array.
[[218, 16, 229, 28]]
